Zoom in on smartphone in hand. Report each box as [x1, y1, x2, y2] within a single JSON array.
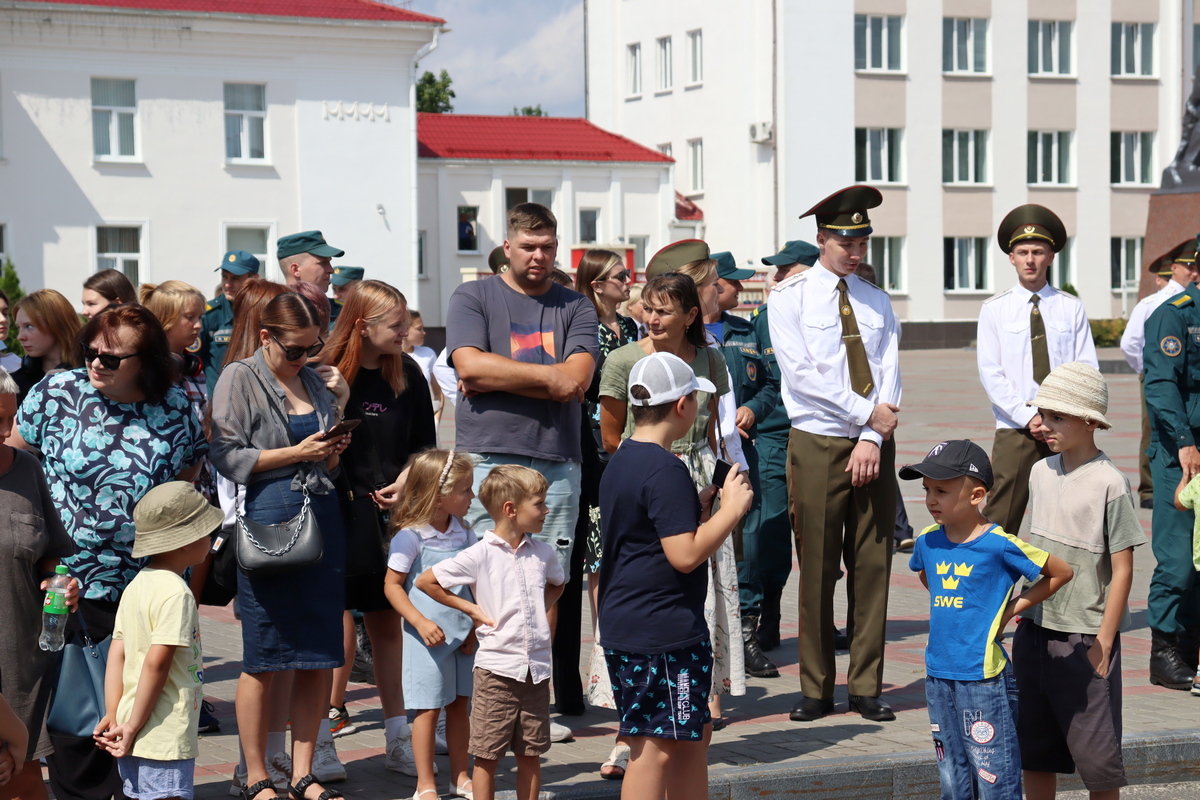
[[711, 458, 734, 488], [318, 418, 362, 441]]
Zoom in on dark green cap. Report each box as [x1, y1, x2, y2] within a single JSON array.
[[800, 185, 882, 238], [217, 250, 260, 276], [277, 230, 345, 259], [330, 266, 364, 286], [488, 246, 510, 274], [996, 205, 1066, 254], [645, 239, 710, 280], [762, 240, 819, 267], [712, 252, 756, 280]]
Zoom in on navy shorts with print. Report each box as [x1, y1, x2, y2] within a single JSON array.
[[604, 639, 713, 741]]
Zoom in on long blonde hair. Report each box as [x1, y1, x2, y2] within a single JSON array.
[[388, 449, 475, 536], [139, 280, 205, 331], [324, 280, 408, 395]]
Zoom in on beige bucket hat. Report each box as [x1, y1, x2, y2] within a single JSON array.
[[132, 481, 224, 559], [1027, 361, 1111, 430]]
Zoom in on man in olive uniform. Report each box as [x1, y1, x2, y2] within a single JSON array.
[[769, 187, 902, 722], [331, 266, 365, 303], [751, 240, 819, 652], [197, 249, 260, 395], [1143, 255, 1200, 689], [704, 251, 780, 678]]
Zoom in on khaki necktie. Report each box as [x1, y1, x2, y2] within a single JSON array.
[[837, 278, 874, 397], [1030, 294, 1051, 385]]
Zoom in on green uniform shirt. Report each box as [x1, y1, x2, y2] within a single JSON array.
[[198, 294, 233, 397], [719, 311, 776, 437], [751, 305, 790, 441], [1144, 283, 1200, 453]]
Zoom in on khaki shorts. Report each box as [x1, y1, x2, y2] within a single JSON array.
[[469, 668, 551, 760]]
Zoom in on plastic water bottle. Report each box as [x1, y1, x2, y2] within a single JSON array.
[[38, 565, 70, 652]]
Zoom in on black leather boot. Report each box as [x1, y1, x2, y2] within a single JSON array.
[[1150, 629, 1194, 690], [1177, 627, 1200, 673], [758, 589, 782, 651], [743, 616, 780, 678]]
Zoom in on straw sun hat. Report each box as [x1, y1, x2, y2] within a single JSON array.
[[1027, 361, 1111, 430], [132, 481, 224, 559]]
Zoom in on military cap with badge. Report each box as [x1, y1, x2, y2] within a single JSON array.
[[712, 251, 757, 281], [218, 249, 260, 277], [996, 204, 1066, 254], [762, 240, 820, 268], [331, 266, 365, 287], [487, 246, 510, 274], [799, 185, 883, 238], [645, 239, 710, 280], [277, 230, 345, 259]]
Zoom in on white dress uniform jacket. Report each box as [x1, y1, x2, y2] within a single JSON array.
[[1120, 280, 1186, 374]]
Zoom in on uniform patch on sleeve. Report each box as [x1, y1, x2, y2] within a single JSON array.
[[1161, 336, 1183, 357], [746, 362, 757, 381]]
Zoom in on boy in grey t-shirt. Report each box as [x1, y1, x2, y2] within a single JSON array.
[[1013, 363, 1145, 798]]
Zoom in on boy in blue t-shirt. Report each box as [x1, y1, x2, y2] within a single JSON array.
[[901, 440, 1073, 800], [598, 352, 753, 800]]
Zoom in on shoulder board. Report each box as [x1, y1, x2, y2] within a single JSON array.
[[771, 271, 809, 293], [752, 305, 763, 318], [205, 303, 214, 312], [980, 288, 1014, 306], [332, 298, 343, 308], [1172, 294, 1193, 307]]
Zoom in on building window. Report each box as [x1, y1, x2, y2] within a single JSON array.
[[225, 226, 270, 268], [417, 230, 427, 278], [855, 14, 902, 72], [687, 30, 703, 83], [942, 129, 988, 184], [1111, 132, 1154, 185], [658, 143, 672, 158], [457, 206, 478, 252], [867, 237, 904, 292], [855, 128, 903, 184], [943, 18, 988, 74], [627, 43, 642, 95], [1052, 237, 1074, 289], [943, 237, 988, 292], [224, 83, 266, 161], [1028, 20, 1072, 75], [630, 235, 650, 275], [1112, 22, 1154, 77], [579, 209, 599, 244], [1111, 237, 1143, 290], [91, 78, 137, 159], [688, 138, 704, 192], [506, 188, 553, 210], [1027, 131, 1072, 185], [97, 226, 141, 284], [656, 36, 673, 91]]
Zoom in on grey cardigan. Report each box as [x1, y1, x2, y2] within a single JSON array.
[[208, 349, 340, 494]]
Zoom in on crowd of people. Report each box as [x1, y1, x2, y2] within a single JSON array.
[[1, 190, 1198, 800]]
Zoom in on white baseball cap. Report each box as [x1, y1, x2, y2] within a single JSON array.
[[627, 351, 716, 407]]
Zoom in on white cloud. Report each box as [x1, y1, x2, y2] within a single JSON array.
[[410, 0, 585, 117]]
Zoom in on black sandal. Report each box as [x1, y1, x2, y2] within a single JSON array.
[[289, 773, 344, 800], [242, 779, 278, 800]]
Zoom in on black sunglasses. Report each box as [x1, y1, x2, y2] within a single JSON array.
[[83, 346, 140, 371], [271, 333, 324, 361], [600, 269, 632, 283]]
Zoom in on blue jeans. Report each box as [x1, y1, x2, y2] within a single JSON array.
[[464, 453, 581, 574], [925, 665, 1022, 800]]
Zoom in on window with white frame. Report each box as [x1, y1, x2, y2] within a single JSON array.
[[855, 128, 903, 184], [1028, 20, 1072, 75], [97, 226, 141, 284], [457, 206, 479, 252], [942, 129, 988, 184], [943, 237, 988, 292], [630, 235, 650, 275], [1111, 237, 1143, 290], [1112, 23, 1154, 77], [627, 44, 642, 96], [1111, 132, 1154, 185], [224, 83, 266, 161], [658, 143, 673, 158], [225, 226, 270, 268], [91, 78, 137, 159], [855, 15, 903, 72], [687, 30, 703, 83], [1051, 237, 1074, 289], [656, 36, 673, 91], [1027, 131, 1072, 185], [579, 209, 599, 243], [505, 187, 553, 210], [417, 231, 427, 278], [867, 237, 904, 292], [943, 18, 988, 74], [687, 139, 704, 192]]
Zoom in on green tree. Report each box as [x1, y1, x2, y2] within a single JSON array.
[[416, 69, 455, 113], [512, 104, 547, 117], [0, 259, 25, 357]]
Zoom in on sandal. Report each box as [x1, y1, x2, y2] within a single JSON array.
[[288, 773, 343, 800], [412, 791, 439, 800], [711, 716, 729, 731], [243, 779, 279, 800], [600, 743, 630, 780]]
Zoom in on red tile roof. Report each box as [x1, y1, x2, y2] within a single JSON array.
[[417, 113, 675, 164], [675, 192, 704, 221], [27, 0, 443, 24]]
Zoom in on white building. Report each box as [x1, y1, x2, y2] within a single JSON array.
[[586, 0, 1199, 325], [0, 0, 441, 303], [415, 112, 676, 326]]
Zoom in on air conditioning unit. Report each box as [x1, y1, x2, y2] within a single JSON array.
[[749, 121, 774, 143]]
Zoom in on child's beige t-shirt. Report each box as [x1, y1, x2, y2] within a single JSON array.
[[113, 567, 203, 760], [1024, 452, 1146, 635]]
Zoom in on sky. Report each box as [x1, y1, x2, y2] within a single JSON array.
[[408, 0, 587, 117]]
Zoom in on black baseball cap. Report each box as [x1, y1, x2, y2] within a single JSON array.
[[898, 440, 993, 490]]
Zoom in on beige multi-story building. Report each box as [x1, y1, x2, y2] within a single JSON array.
[[586, 0, 1200, 327]]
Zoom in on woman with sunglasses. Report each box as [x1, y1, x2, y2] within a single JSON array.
[[209, 292, 352, 800], [14, 304, 208, 800]]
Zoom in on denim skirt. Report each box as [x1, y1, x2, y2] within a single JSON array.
[[237, 475, 345, 672]]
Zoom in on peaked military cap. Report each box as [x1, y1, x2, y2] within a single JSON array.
[[487, 246, 510, 274], [1151, 238, 1198, 274], [217, 250, 260, 276], [712, 251, 756, 281], [762, 240, 820, 267], [799, 185, 883, 238], [645, 239, 710, 280], [996, 205, 1066, 254], [277, 230, 345, 259], [331, 266, 364, 286]]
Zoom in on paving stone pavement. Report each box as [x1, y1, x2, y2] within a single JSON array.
[[189, 348, 1200, 798]]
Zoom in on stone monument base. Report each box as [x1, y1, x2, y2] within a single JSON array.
[[1141, 190, 1200, 299]]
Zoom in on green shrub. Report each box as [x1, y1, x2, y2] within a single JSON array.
[[0, 259, 25, 357], [1090, 318, 1127, 348]]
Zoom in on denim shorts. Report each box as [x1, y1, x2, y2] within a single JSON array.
[[605, 639, 713, 741], [925, 664, 1021, 800], [464, 453, 581, 574], [118, 756, 195, 800]]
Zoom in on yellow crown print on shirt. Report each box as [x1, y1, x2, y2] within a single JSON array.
[[941, 575, 961, 590], [935, 562, 951, 575], [954, 563, 973, 577]]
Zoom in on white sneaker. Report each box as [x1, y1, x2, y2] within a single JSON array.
[[434, 710, 448, 755], [385, 732, 435, 777], [312, 740, 347, 783], [548, 720, 574, 743], [230, 756, 290, 797], [1192, 671, 1200, 697]]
